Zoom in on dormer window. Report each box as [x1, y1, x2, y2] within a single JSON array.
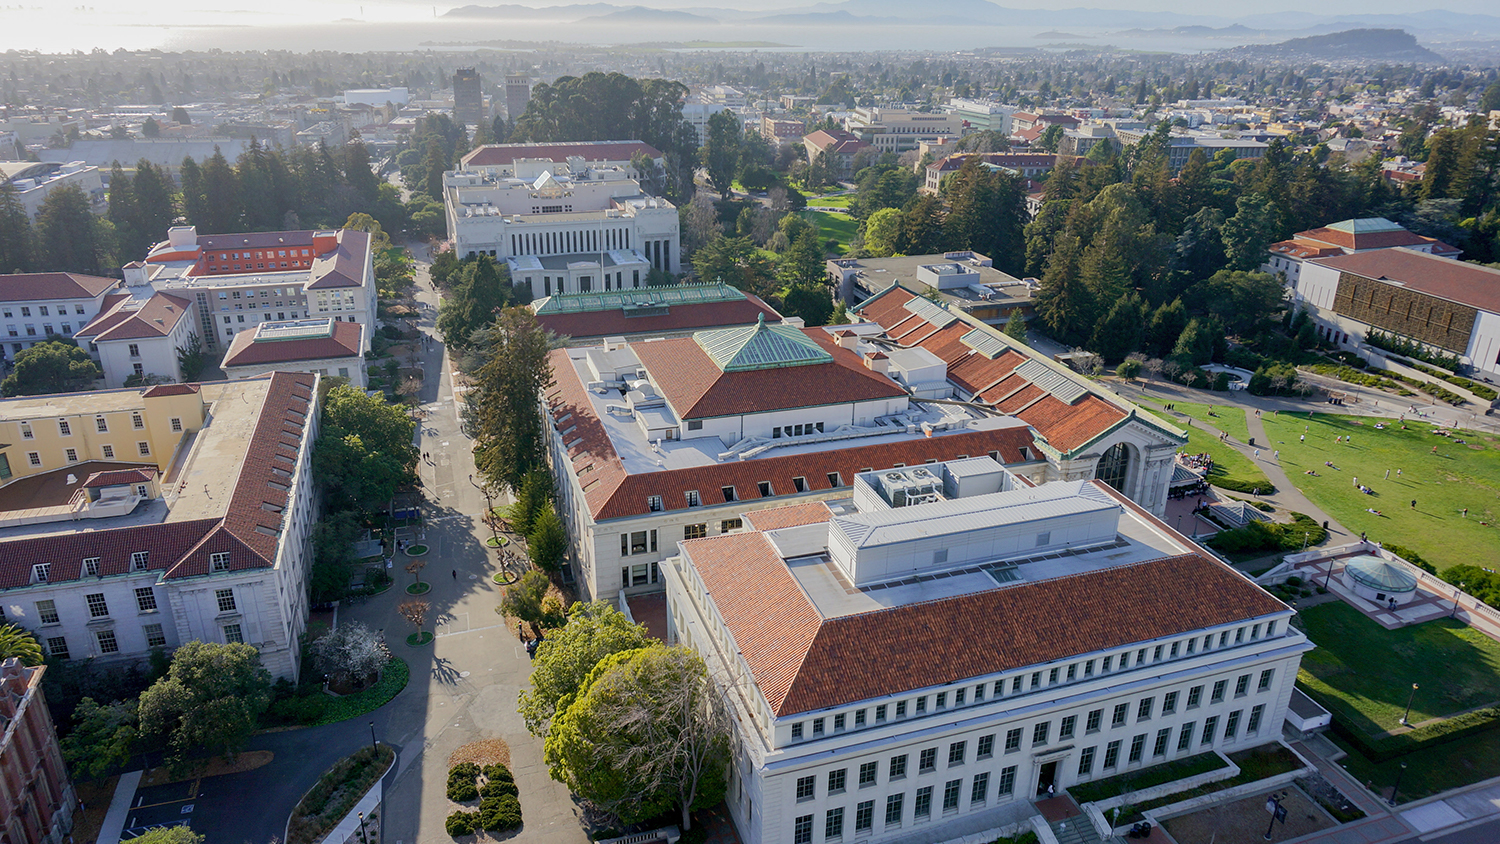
[[827, 472, 843, 487], [83, 557, 100, 577], [792, 477, 807, 493], [685, 490, 701, 507], [32, 563, 50, 583], [647, 495, 664, 512], [210, 552, 230, 572], [757, 481, 773, 497], [721, 486, 737, 502], [131, 551, 149, 570]]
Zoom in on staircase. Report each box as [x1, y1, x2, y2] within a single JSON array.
[[1049, 815, 1104, 844]]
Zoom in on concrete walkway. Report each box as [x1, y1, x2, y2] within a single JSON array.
[[316, 767, 384, 844], [96, 769, 142, 844]]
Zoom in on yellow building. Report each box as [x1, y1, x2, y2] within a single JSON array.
[[0, 384, 205, 483]]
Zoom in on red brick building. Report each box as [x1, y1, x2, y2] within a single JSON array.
[[0, 658, 75, 844]]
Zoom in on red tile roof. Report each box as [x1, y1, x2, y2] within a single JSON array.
[[196, 230, 316, 251], [535, 295, 782, 342], [630, 329, 907, 420], [743, 501, 834, 531], [0, 273, 118, 303], [548, 349, 1037, 522], [142, 384, 200, 397], [686, 532, 1288, 716], [1311, 248, 1500, 315], [461, 141, 662, 168], [221, 320, 363, 368], [1298, 226, 1439, 252], [82, 467, 157, 488], [76, 292, 193, 342], [0, 372, 316, 589], [305, 230, 372, 290], [858, 287, 1130, 453]]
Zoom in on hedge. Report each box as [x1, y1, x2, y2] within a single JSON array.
[[1208, 513, 1326, 555], [1324, 702, 1500, 763], [447, 762, 482, 802], [1364, 329, 1462, 371], [1406, 361, 1499, 401], [1068, 751, 1228, 805], [287, 745, 395, 844]]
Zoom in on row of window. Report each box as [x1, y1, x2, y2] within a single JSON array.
[[787, 624, 1281, 743], [18, 412, 157, 439], [1076, 705, 1267, 777], [21, 441, 152, 472], [792, 767, 1015, 843], [2, 304, 89, 318], [44, 620, 241, 660], [35, 586, 233, 623], [6, 323, 74, 338], [31, 552, 228, 586], [223, 311, 309, 326]]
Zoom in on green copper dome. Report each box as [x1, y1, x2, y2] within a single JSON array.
[[695, 314, 834, 372]]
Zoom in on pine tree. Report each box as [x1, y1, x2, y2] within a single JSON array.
[[37, 184, 107, 275], [1090, 293, 1147, 362], [1002, 307, 1028, 342], [107, 161, 140, 260], [179, 156, 208, 231], [0, 181, 35, 273], [1034, 236, 1094, 345], [198, 147, 241, 233], [132, 160, 178, 248]]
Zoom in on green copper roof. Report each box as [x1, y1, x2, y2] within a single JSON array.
[[1327, 218, 1403, 234], [1345, 555, 1418, 592], [533, 281, 747, 315], [696, 314, 833, 372]]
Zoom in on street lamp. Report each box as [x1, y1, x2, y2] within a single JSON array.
[[1400, 683, 1420, 726], [469, 473, 500, 548], [369, 720, 378, 753], [1389, 761, 1409, 807], [1263, 790, 1288, 841], [357, 811, 370, 844]]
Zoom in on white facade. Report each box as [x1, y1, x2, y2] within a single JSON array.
[[0, 275, 119, 361], [342, 87, 409, 107], [445, 161, 681, 300], [1, 161, 104, 220], [847, 108, 964, 153], [79, 293, 201, 389], [664, 461, 1309, 844], [946, 99, 1016, 135]]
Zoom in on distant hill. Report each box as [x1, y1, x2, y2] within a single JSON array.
[[749, 9, 894, 24], [1118, 24, 1263, 37], [1236, 28, 1444, 61], [579, 6, 718, 22], [444, 3, 619, 19]]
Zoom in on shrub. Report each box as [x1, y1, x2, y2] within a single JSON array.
[[446, 810, 479, 836], [482, 762, 514, 783], [1116, 358, 1142, 380], [447, 762, 481, 802], [479, 778, 519, 799], [1326, 704, 1500, 763], [479, 793, 523, 832]]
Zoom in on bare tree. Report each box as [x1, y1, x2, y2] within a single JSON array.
[[405, 558, 426, 588], [1145, 357, 1165, 389], [1163, 359, 1183, 383], [398, 599, 430, 639], [1183, 370, 1201, 389], [1270, 372, 1289, 396], [310, 622, 390, 687]]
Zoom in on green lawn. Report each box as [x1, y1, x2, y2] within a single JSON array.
[[1298, 602, 1500, 734], [1179, 424, 1276, 495], [1333, 725, 1500, 804], [1262, 412, 1500, 571], [801, 209, 858, 255], [1160, 400, 1253, 444], [807, 194, 853, 208]]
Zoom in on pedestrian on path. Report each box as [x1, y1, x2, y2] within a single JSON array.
[[1274, 450, 1280, 460], [1300, 434, 1305, 443], [452, 569, 457, 579], [1254, 448, 1260, 459], [1385, 469, 1390, 479]]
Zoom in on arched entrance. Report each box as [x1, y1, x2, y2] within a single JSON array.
[[1094, 442, 1133, 492]]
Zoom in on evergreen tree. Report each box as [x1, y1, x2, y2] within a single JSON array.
[[777, 227, 826, 289], [701, 111, 741, 197], [178, 156, 208, 231], [107, 161, 140, 260], [132, 160, 178, 250], [341, 140, 381, 205], [0, 181, 35, 272], [36, 184, 108, 275], [438, 257, 513, 349], [1034, 235, 1094, 345], [896, 194, 946, 256], [1145, 298, 1188, 358], [1090, 292, 1147, 362], [781, 283, 834, 326], [197, 147, 241, 233], [468, 308, 556, 492], [1002, 307, 1028, 342], [1220, 193, 1282, 272]]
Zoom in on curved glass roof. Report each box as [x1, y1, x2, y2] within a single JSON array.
[[1345, 555, 1418, 592], [696, 314, 833, 372]]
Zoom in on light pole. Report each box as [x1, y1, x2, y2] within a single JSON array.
[[1263, 790, 1288, 841], [1452, 583, 1466, 618], [369, 720, 378, 753], [469, 473, 499, 547], [357, 811, 370, 844], [1400, 683, 1419, 726], [1389, 761, 1409, 807]]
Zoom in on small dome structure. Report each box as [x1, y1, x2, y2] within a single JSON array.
[[1341, 554, 1419, 606]]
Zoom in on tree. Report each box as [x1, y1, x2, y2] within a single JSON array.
[[682, 192, 721, 258], [0, 181, 34, 272], [61, 697, 138, 781], [1220, 193, 1283, 272], [693, 236, 775, 300], [1002, 308, 1028, 342], [518, 601, 652, 736], [309, 622, 390, 687], [467, 308, 556, 492], [781, 283, 834, 327], [527, 504, 568, 573], [1, 340, 99, 397], [501, 569, 552, 630], [1190, 270, 1285, 338], [36, 184, 108, 275], [544, 644, 730, 831], [398, 599, 431, 641], [127, 827, 204, 844], [313, 384, 418, 512], [107, 161, 141, 261], [309, 510, 361, 604], [777, 226, 826, 288], [1144, 298, 1188, 358], [438, 256, 513, 349], [896, 194, 946, 256], [137, 641, 273, 766], [509, 469, 553, 536], [701, 111, 741, 196], [1090, 292, 1147, 363], [142, 117, 161, 138], [132, 160, 178, 254], [861, 207, 903, 257], [171, 107, 192, 125], [0, 623, 42, 665], [196, 147, 241, 234]]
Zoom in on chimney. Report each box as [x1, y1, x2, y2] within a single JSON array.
[[834, 329, 859, 351], [313, 230, 338, 255], [863, 351, 890, 374]]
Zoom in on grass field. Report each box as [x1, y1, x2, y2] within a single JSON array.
[[802, 209, 858, 255], [1159, 400, 1253, 444], [1297, 602, 1500, 734], [1139, 399, 1273, 493], [1262, 412, 1500, 571], [1334, 724, 1500, 803], [807, 194, 853, 208]]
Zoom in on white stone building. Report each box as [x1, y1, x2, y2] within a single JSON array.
[[545, 311, 1185, 606], [76, 290, 199, 388], [445, 159, 681, 301], [0, 161, 104, 220], [1264, 218, 1461, 287], [131, 226, 376, 355], [221, 318, 366, 388], [663, 459, 1309, 844], [0, 374, 320, 681], [846, 108, 964, 153], [0, 272, 121, 361]]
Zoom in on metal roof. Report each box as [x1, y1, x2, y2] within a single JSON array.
[[960, 327, 1009, 359], [534, 281, 747, 315], [1345, 555, 1418, 592], [1014, 358, 1088, 404], [902, 295, 957, 329], [833, 481, 1116, 549], [694, 315, 833, 372]]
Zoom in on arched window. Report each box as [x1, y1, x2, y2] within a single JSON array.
[[1095, 442, 1131, 492]]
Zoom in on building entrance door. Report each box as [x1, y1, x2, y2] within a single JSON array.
[[1036, 760, 1058, 796]]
